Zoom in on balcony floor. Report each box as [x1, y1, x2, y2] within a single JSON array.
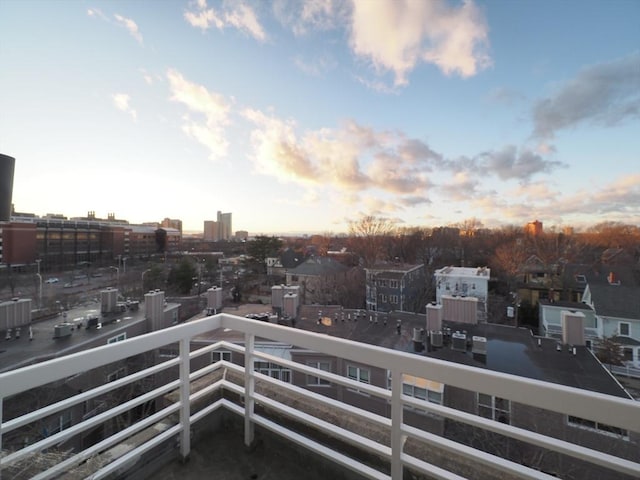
[[157, 417, 364, 480]]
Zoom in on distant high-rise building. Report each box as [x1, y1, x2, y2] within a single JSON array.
[[525, 220, 543, 236], [217, 211, 232, 241], [204, 220, 219, 241], [0, 154, 15, 221], [161, 218, 182, 234], [235, 230, 248, 241]]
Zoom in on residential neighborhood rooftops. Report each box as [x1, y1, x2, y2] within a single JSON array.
[[366, 262, 423, 272], [290, 305, 629, 399], [0, 301, 148, 373], [587, 283, 640, 319], [289, 256, 348, 276]]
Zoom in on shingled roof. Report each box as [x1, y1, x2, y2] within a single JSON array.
[[289, 256, 348, 276], [587, 283, 640, 320]]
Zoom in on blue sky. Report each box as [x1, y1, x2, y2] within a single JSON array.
[[1, 0, 638, 235]]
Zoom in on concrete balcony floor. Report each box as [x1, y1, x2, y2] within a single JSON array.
[[158, 418, 364, 480]]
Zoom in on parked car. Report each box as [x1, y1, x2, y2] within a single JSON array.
[[45, 278, 59, 284]]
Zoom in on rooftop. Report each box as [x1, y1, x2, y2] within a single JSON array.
[[0, 300, 147, 373], [1, 313, 638, 480]]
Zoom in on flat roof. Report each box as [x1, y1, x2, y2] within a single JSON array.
[[0, 301, 148, 373]]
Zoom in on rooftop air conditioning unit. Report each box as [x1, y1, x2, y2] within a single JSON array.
[[452, 332, 467, 352], [430, 330, 443, 347], [472, 336, 487, 355], [54, 323, 72, 338]]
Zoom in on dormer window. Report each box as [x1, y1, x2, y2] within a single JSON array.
[[575, 274, 586, 283]]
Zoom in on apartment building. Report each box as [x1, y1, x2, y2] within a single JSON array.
[[365, 263, 425, 313]]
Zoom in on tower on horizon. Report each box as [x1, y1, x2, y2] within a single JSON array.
[[0, 154, 15, 221], [217, 211, 232, 241]]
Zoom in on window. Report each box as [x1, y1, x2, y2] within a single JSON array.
[[380, 294, 387, 302], [568, 416, 628, 439], [389, 280, 399, 289], [107, 332, 126, 344], [619, 322, 630, 337], [347, 365, 370, 384], [211, 350, 232, 363], [378, 279, 388, 287], [307, 361, 331, 386], [478, 393, 510, 424], [389, 295, 398, 304], [401, 375, 443, 406], [255, 361, 292, 383]]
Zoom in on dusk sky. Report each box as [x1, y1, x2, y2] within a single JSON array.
[[1, 0, 639, 234]]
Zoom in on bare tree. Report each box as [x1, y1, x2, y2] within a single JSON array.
[[347, 216, 396, 267]]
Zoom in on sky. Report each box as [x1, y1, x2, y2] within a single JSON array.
[[1, 0, 639, 235]]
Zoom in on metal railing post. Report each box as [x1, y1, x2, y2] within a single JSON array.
[[1, 397, 4, 480], [390, 367, 405, 479], [244, 332, 255, 446], [179, 338, 191, 460]]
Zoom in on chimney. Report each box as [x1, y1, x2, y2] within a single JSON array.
[[561, 310, 585, 346], [426, 303, 443, 332], [608, 271, 619, 285]]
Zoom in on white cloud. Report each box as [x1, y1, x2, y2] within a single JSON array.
[[349, 0, 491, 86], [294, 53, 338, 77], [114, 14, 143, 44], [167, 69, 231, 159], [273, 0, 345, 36], [87, 8, 108, 21], [184, 0, 266, 41], [111, 93, 137, 121], [242, 111, 437, 203]]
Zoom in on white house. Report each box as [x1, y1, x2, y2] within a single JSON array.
[[434, 266, 490, 311]]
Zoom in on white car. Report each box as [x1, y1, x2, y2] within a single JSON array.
[[45, 278, 59, 284]]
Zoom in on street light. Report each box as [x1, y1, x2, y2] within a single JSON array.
[[110, 266, 119, 290], [141, 268, 151, 293]]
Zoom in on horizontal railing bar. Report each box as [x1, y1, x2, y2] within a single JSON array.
[[30, 404, 180, 480], [252, 371, 392, 428], [188, 340, 225, 360], [401, 424, 559, 480], [218, 314, 640, 430], [0, 315, 223, 397], [401, 453, 482, 480], [1, 313, 638, 480], [190, 379, 224, 407], [2, 357, 180, 434], [191, 398, 224, 424], [400, 394, 640, 477], [1, 379, 180, 467], [91, 423, 183, 480], [254, 392, 392, 459], [251, 349, 393, 400], [251, 410, 391, 480]]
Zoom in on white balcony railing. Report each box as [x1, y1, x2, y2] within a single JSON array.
[[1, 313, 640, 480]]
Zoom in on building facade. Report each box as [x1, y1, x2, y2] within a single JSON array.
[[365, 263, 425, 313]]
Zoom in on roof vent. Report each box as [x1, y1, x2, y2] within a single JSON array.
[[452, 332, 467, 352], [412, 327, 425, 342], [472, 336, 487, 355], [430, 330, 443, 347]]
